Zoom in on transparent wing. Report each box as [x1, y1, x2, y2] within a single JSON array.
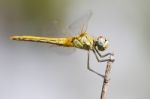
[[68, 10, 93, 36], [33, 11, 93, 37], [40, 11, 93, 54], [46, 11, 93, 55], [40, 20, 76, 55], [41, 20, 71, 37], [47, 44, 76, 55], [13, 20, 71, 37]]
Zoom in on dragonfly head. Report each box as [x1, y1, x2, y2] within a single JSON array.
[[95, 36, 109, 51]]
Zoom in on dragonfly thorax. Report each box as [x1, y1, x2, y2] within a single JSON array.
[[72, 33, 94, 50], [95, 36, 109, 51]]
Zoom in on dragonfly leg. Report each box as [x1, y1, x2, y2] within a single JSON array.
[[94, 49, 115, 62], [93, 49, 101, 61], [95, 48, 114, 58], [87, 51, 104, 78]]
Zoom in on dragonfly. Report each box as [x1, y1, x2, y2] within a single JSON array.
[[10, 11, 114, 77]]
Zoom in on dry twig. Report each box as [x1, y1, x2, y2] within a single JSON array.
[[100, 60, 114, 99]]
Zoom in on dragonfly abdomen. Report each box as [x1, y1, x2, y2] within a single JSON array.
[[11, 36, 74, 47]]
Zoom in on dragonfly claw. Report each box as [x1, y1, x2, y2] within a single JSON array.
[[109, 54, 115, 62]]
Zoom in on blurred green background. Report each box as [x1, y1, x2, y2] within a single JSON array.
[[0, 0, 150, 99]]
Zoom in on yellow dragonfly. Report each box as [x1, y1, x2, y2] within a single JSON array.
[[10, 11, 114, 77]]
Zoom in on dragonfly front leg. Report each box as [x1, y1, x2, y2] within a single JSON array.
[[93, 49, 115, 62], [87, 51, 104, 77], [95, 47, 114, 57]]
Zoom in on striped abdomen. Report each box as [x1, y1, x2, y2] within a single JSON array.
[[11, 36, 74, 47]]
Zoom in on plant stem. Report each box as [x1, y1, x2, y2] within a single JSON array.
[[100, 61, 113, 99]]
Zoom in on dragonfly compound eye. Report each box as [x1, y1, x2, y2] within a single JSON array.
[[96, 36, 109, 51]]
